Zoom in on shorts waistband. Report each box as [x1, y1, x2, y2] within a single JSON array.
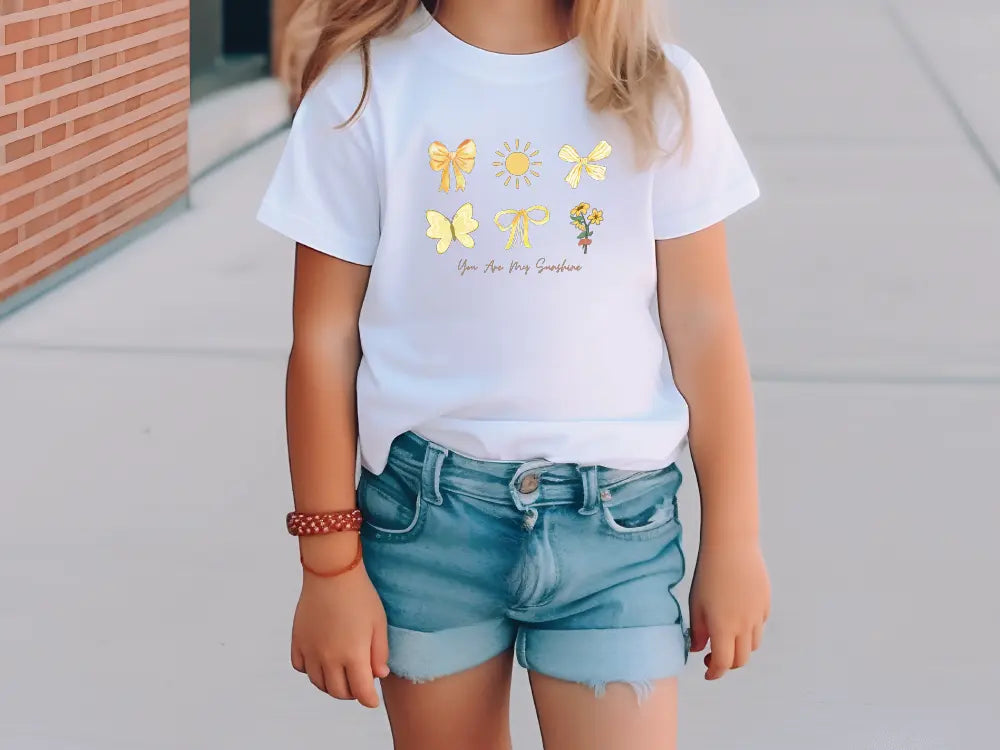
[[376, 431, 676, 514]]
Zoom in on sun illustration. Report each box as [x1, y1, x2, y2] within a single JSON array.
[[493, 139, 541, 189]]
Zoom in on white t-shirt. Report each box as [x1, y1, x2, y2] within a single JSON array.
[[258, 6, 760, 475]]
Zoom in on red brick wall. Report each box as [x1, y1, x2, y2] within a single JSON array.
[[0, 0, 190, 303]]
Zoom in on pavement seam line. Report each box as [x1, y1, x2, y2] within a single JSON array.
[[883, 1, 1000, 190], [191, 121, 292, 185]]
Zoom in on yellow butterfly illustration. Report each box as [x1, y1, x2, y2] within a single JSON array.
[[558, 140, 612, 188], [428, 139, 476, 192], [426, 202, 479, 254]]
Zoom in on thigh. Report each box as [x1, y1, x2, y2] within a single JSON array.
[[381, 649, 515, 750], [529, 671, 678, 750]]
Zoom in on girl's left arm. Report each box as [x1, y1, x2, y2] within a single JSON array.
[[656, 222, 771, 681]]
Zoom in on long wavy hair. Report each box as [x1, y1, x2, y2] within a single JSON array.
[[298, 0, 689, 162]]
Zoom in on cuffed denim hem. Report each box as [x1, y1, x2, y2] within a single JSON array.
[[386, 619, 516, 682], [515, 624, 687, 701]]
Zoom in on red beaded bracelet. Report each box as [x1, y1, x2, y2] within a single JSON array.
[[286, 509, 363, 536]]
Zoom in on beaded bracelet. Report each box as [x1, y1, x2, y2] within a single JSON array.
[[286, 509, 363, 536]]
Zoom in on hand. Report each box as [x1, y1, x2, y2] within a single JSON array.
[[291, 558, 390, 707], [688, 539, 770, 680]]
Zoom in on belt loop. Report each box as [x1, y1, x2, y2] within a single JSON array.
[[421, 441, 448, 506], [578, 465, 599, 515]]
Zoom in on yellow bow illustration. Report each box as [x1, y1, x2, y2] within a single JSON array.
[[493, 206, 550, 250], [428, 139, 476, 192], [558, 140, 612, 189]]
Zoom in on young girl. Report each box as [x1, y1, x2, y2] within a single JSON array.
[[259, 0, 770, 747]]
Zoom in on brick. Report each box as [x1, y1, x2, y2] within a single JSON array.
[[69, 8, 92, 27], [78, 82, 104, 105], [71, 61, 93, 82], [85, 29, 109, 49], [39, 14, 67, 35], [97, 2, 117, 20], [0, 158, 48, 196], [147, 125, 183, 149], [74, 104, 114, 133], [0, 1, 24, 15], [4, 78, 35, 103], [55, 91, 79, 113], [24, 158, 51, 184], [41, 123, 67, 148], [36, 173, 75, 204], [5, 134, 35, 162], [99, 53, 117, 72], [25, 195, 84, 238], [57, 196, 85, 222], [0, 113, 17, 136], [24, 0, 51, 10], [22, 45, 52, 68], [55, 38, 79, 60], [0, 54, 14, 76], [40, 68, 72, 92], [0, 229, 17, 254], [23, 101, 52, 127], [9, 230, 72, 273], [4, 19, 36, 44], [0, 192, 34, 223], [51, 131, 114, 169], [124, 39, 157, 63]]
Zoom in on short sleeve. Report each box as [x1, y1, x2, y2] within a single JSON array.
[[256, 62, 381, 266], [652, 49, 760, 240]]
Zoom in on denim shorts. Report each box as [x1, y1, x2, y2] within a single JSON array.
[[358, 432, 689, 697]]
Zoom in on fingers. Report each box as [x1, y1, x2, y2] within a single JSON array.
[[298, 647, 383, 706], [324, 664, 352, 700], [291, 646, 306, 674], [703, 621, 766, 679], [371, 624, 391, 679], [305, 659, 326, 694], [688, 606, 709, 653], [705, 631, 734, 680], [347, 660, 380, 709], [732, 633, 751, 669]]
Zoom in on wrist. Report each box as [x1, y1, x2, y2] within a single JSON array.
[[286, 508, 365, 580], [299, 534, 363, 579], [698, 520, 759, 552], [299, 532, 360, 563]]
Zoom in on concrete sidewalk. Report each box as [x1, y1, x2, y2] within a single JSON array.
[[2, 1, 999, 748]]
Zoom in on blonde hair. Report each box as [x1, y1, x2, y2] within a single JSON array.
[[298, 0, 689, 162]]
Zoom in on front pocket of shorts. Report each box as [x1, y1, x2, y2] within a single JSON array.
[[357, 470, 426, 542], [599, 467, 681, 541], [600, 495, 677, 539]]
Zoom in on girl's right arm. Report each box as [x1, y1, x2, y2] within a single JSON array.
[[286, 243, 389, 708]]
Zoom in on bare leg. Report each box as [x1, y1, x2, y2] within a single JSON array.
[[380, 650, 515, 750], [529, 672, 678, 750]]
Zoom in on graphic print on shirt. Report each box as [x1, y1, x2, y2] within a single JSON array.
[[569, 202, 604, 253], [493, 139, 542, 189], [559, 140, 612, 188], [428, 139, 476, 192], [493, 206, 550, 249], [426, 202, 479, 254]]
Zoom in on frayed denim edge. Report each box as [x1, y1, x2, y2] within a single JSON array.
[[588, 678, 657, 704]]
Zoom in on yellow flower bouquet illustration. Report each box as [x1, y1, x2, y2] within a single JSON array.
[[569, 202, 603, 252]]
